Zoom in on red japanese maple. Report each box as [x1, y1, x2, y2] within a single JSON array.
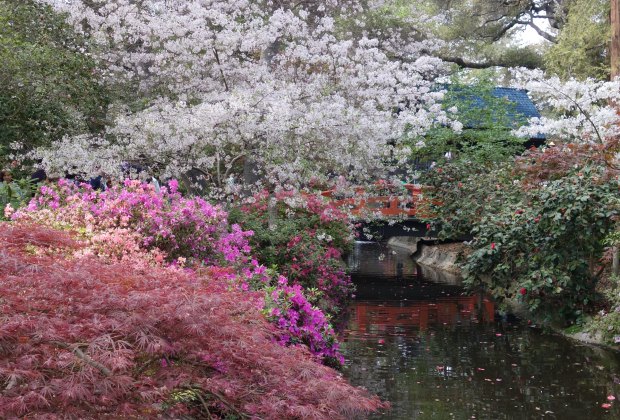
[[0, 224, 386, 418]]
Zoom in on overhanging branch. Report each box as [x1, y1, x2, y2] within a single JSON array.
[[438, 55, 539, 70]]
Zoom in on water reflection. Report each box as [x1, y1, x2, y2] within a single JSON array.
[[342, 242, 620, 419]]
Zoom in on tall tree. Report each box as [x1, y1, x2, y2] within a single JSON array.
[[0, 0, 108, 173], [612, 0, 620, 78], [379, 0, 609, 78], [609, 0, 619, 276], [37, 0, 452, 196], [545, 0, 610, 80]]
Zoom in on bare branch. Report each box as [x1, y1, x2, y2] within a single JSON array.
[[438, 55, 539, 70], [54, 342, 112, 377], [526, 20, 557, 43], [212, 47, 229, 92]]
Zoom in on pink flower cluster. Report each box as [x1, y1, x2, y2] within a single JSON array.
[[284, 234, 354, 312], [13, 179, 252, 265], [12, 180, 346, 364], [264, 277, 344, 366]]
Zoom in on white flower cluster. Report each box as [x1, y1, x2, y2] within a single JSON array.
[[316, 232, 333, 243], [512, 69, 620, 145], [36, 0, 449, 195]]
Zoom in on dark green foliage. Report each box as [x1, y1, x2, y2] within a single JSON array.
[[0, 177, 37, 220], [425, 144, 618, 324], [462, 166, 617, 323], [0, 0, 108, 170], [423, 160, 520, 240]]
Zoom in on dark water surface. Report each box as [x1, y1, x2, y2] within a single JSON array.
[[342, 242, 620, 419]]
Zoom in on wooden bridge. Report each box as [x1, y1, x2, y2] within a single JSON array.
[[321, 182, 435, 219], [321, 182, 441, 239]]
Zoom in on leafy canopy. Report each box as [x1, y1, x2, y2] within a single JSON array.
[[0, 0, 107, 172]]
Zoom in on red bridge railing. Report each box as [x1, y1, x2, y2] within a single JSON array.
[[321, 182, 438, 219]]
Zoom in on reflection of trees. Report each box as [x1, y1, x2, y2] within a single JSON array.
[[347, 242, 419, 279], [344, 312, 620, 419]]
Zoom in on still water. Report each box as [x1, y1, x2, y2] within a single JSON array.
[[342, 242, 620, 419]]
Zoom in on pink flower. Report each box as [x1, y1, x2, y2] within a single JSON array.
[[3, 204, 14, 219], [490, 242, 496, 250], [519, 288, 527, 296]]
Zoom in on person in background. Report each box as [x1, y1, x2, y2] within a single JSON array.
[[31, 168, 47, 183], [89, 175, 107, 191], [0, 170, 13, 183]]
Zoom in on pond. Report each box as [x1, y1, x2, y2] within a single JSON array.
[[342, 241, 620, 419]]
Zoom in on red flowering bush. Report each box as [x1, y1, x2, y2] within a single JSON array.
[[0, 224, 386, 418], [283, 232, 353, 312], [230, 190, 355, 316]]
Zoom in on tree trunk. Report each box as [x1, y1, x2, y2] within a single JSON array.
[[610, 0, 620, 277], [612, 0, 620, 79], [242, 155, 260, 197], [613, 245, 620, 277], [267, 193, 278, 230]]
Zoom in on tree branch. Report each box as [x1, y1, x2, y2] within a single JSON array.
[[489, 16, 523, 42], [212, 47, 229, 92], [437, 55, 539, 70], [526, 20, 557, 43], [223, 153, 247, 179], [54, 342, 112, 377]]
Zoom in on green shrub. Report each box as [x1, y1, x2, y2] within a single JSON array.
[[0, 177, 37, 220], [0, 0, 108, 171], [423, 160, 520, 240], [462, 166, 617, 323]]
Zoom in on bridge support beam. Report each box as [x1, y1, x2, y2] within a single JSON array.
[[355, 219, 439, 241]]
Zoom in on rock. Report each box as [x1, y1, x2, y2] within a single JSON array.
[[386, 237, 420, 255], [413, 242, 467, 274]]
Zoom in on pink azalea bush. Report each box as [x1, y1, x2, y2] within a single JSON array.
[[13, 179, 252, 265], [234, 261, 345, 365], [263, 276, 345, 366], [12, 180, 346, 364], [284, 232, 353, 312]]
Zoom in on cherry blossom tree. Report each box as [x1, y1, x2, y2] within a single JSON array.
[[512, 69, 620, 145], [37, 0, 451, 196]]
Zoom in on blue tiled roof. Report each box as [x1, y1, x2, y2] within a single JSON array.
[[491, 87, 541, 119], [442, 85, 545, 140]]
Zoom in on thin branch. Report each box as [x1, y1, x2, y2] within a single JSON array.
[[212, 47, 229, 92], [216, 153, 221, 186], [526, 20, 557, 43], [539, 79, 605, 144], [489, 16, 523, 42], [437, 55, 539, 70], [223, 153, 247, 178], [194, 391, 211, 418], [54, 342, 112, 377]]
